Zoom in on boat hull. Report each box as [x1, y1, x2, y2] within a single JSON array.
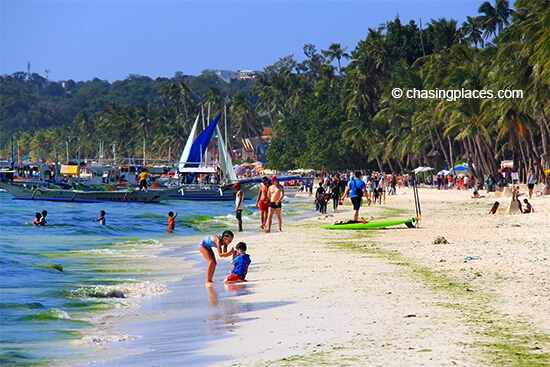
[[167, 182, 257, 201], [0, 182, 177, 203]]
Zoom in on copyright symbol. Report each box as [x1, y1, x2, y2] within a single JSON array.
[[392, 88, 403, 98]]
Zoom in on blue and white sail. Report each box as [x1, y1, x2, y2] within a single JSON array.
[[178, 113, 200, 172], [216, 125, 238, 182], [179, 113, 221, 172]]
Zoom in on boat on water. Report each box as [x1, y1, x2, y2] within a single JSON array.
[[0, 181, 179, 203], [169, 113, 258, 201]]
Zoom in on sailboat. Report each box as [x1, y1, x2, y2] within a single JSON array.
[[168, 113, 257, 201]]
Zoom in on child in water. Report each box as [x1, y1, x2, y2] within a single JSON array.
[[224, 242, 251, 283], [93, 210, 106, 225], [32, 212, 42, 226], [167, 211, 178, 230]]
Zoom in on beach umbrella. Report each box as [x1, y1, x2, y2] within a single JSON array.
[[453, 164, 468, 171], [234, 165, 246, 176], [437, 169, 450, 175], [498, 167, 516, 173], [413, 166, 434, 174]]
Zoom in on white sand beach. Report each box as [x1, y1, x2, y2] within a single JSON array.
[[76, 185, 550, 366]]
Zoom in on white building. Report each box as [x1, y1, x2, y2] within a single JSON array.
[[216, 69, 262, 83]]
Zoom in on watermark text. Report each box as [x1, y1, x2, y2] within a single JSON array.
[[391, 88, 523, 101]]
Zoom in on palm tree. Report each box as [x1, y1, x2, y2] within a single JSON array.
[[478, 0, 515, 39], [492, 0, 550, 175], [460, 16, 485, 47], [230, 92, 262, 143], [426, 18, 461, 54], [321, 43, 350, 76]]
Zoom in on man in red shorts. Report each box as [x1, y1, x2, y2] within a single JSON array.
[[256, 176, 270, 229]]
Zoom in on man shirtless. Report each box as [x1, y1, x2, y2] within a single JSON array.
[[256, 176, 270, 229], [266, 176, 284, 232]]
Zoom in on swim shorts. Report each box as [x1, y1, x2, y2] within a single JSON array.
[[269, 202, 282, 209], [258, 200, 269, 211], [236, 209, 242, 220], [226, 273, 246, 281], [527, 183, 535, 190], [351, 196, 362, 211]]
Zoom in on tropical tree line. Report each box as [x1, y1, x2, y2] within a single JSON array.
[[262, 0, 548, 182], [1, 0, 548, 182], [0, 71, 259, 164]]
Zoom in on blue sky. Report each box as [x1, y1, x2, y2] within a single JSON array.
[[1, 0, 485, 82]]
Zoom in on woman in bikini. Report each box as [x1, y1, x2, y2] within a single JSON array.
[[198, 230, 235, 287]]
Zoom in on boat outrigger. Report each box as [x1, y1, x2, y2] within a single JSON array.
[[0, 181, 179, 203]]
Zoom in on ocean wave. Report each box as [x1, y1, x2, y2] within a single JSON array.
[[67, 281, 169, 300], [20, 308, 72, 321]]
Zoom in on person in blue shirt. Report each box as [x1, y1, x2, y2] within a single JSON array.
[[224, 242, 251, 282], [341, 171, 368, 222]]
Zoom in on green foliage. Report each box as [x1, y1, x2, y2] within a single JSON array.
[[1, 0, 547, 178], [266, 85, 366, 170], [0, 72, 254, 162]]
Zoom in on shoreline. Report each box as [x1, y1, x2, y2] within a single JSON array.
[[73, 187, 550, 366]]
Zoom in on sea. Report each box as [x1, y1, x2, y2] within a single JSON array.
[[0, 190, 313, 366]]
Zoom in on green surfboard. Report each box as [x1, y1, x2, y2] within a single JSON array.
[[322, 218, 416, 230]]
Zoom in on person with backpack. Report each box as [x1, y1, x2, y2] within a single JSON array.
[[341, 171, 368, 221]]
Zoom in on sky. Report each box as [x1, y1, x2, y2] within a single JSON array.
[[1, 0, 486, 83]]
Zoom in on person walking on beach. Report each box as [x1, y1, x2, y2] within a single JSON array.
[[342, 171, 368, 222], [234, 183, 244, 232], [315, 181, 326, 214], [331, 177, 341, 212], [93, 210, 106, 225], [266, 176, 284, 233], [377, 173, 387, 204], [389, 172, 397, 195], [224, 242, 251, 283], [198, 230, 235, 287], [167, 211, 178, 231], [256, 176, 270, 230]]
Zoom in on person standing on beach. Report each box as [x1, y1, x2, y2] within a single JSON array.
[[234, 183, 244, 232], [342, 171, 368, 222], [256, 176, 270, 230], [198, 230, 235, 287], [266, 176, 284, 232], [93, 210, 106, 225], [526, 168, 537, 199]]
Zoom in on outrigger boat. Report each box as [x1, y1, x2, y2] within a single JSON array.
[[0, 181, 179, 203], [168, 113, 258, 201]]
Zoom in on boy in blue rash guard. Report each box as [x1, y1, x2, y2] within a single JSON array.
[[198, 230, 235, 287], [224, 242, 251, 282]]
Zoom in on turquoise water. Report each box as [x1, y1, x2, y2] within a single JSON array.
[[0, 192, 309, 366]]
